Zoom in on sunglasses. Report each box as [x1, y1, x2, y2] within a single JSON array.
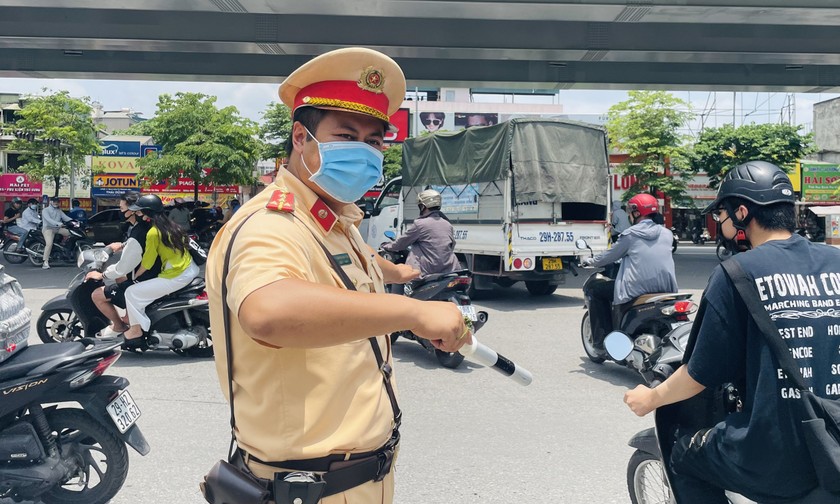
[[423, 118, 442, 126]]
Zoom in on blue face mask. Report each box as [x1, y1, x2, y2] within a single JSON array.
[[302, 128, 384, 204]]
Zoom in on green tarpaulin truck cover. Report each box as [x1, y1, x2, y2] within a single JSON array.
[[401, 117, 609, 205]]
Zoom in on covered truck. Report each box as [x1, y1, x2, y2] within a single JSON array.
[[361, 117, 610, 295]]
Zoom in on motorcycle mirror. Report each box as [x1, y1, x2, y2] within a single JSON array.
[[604, 331, 634, 361], [384, 230, 397, 241], [575, 238, 589, 250]]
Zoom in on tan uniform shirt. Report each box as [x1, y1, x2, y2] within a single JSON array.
[[207, 168, 397, 464]]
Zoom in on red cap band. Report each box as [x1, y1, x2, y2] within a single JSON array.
[[293, 80, 391, 123]]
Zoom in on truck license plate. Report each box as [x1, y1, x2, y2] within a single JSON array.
[[542, 258, 564, 271], [458, 305, 478, 321], [106, 390, 141, 434]]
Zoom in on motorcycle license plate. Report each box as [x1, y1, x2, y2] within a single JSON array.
[[542, 258, 564, 271], [458, 305, 478, 322], [106, 390, 141, 434]]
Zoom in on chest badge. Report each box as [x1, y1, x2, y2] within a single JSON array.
[[266, 190, 295, 213]]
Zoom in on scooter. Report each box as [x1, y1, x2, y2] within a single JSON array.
[[27, 221, 93, 267], [0, 337, 149, 504], [691, 225, 711, 245], [380, 231, 488, 369], [604, 334, 832, 504], [576, 238, 696, 385], [36, 248, 213, 357]]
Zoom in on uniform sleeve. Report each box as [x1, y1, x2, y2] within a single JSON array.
[[226, 210, 318, 316], [141, 228, 161, 270], [686, 267, 748, 388]]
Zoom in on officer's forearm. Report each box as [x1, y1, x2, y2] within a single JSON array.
[[239, 278, 422, 348]]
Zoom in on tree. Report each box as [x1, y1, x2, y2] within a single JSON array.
[[383, 143, 402, 181], [259, 102, 293, 161], [691, 123, 816, 188], [134, 93, 263, 201], [7, 90, 101, 198], [606, 91, 695, 206]]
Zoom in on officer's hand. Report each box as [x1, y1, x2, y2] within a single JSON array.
[[392, 264, 420, 283], [624, 384, 656, 417], [410, 301, 471, 353]]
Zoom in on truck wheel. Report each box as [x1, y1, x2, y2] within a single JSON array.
[[525, 280, 557, 296]]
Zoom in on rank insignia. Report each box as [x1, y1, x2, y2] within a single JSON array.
[[310, 198, 337, 231], [266, 190, 295, 213], [358, 66, 385, 94]]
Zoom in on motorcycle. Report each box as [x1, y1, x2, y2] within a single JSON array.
[[379, 231, 488, 369], [36, 248, 214, 357], [2, 228, 26, 265], [2, 221, 93, 267], [576, 238, 696, 385], [0, 338, 150, 503], [691, 225, 711, 245], [604, 335, 831, 504], [670, 227, 679, 253]]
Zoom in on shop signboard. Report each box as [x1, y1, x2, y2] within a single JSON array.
[[801, 162, 840, 202], [91, 156, 138, 174], [99, 141, 142, 157], [91, 174, 142, 197], [144, 177, 238, 195], [0, 174, 42, 198]]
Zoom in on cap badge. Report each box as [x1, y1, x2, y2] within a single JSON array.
[[318, 209, 328, 219], [358, 67, 385, 94]]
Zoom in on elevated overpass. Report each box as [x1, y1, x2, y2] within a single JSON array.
[[1, 1, 839, 91]]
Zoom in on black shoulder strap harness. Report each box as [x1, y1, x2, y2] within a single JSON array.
[[221, 211, 401, 463]]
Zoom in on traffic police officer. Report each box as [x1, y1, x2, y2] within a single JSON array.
[[206, 47, 471, 504]]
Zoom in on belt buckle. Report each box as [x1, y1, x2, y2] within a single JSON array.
[[274, 471, 326, 504], [374, 448, 395, 482]]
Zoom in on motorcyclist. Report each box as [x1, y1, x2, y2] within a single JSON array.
[[86, 191, 162, 338], [582, 193, 678, 349], [41, 196, 72, 269], [609, 200, 631, 242], [380, 189, 461, 277], [3, 197, 26, 246], [623, 161, 840, 503], [18, 198, 41, 252]]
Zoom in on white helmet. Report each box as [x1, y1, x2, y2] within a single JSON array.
[[417, 189, 442, 208]]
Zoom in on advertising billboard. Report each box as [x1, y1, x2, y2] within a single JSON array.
[[99, 141, 142, 157], [801, 162, 840, 202]]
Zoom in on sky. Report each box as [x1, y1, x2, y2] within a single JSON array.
[[2, 77, 838, 137]]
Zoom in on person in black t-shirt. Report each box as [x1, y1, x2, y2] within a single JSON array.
[[622, 161, 840, 503], [3, 197, 26, 241], [86, 192, 162, 337]]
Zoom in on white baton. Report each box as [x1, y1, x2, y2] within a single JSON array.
[[459, 335, 533, 386]]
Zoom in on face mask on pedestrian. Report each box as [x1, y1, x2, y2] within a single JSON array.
[[50, 202, 59, 208], [28, 203, 37, 210], [300, 126, 384, 204]]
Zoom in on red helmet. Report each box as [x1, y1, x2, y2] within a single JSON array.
[[627, 194, 659, 217]]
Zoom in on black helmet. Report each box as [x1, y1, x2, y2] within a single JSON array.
[[11, 197, 22, 205], [702, 160, 794, 214], [128, 194, 164, 215], [27, 198, 38, 205]]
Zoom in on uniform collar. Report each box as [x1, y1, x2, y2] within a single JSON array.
[[275, 168, 363, 234]]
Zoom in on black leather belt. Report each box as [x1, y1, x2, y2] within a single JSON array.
[[246, 432, 399, 499]]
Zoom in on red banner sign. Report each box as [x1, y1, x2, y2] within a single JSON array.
[[0, 174, 42, 198], [144, 177, 238, 195]]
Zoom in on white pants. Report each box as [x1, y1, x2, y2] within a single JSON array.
[[43, 227, 70, 261], [124, 262, 200, 331]]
